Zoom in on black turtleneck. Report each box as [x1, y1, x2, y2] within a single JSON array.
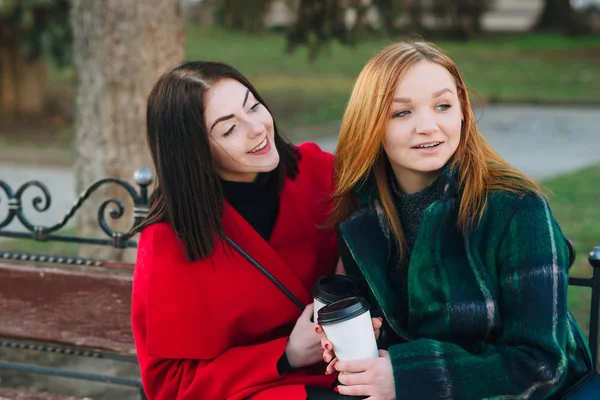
[[388, 169, 446, 328], [220, 170, 279, 242]]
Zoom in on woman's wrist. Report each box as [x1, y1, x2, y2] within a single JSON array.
[[284, 340, 301, 368]]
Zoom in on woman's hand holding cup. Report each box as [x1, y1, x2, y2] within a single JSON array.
[[321, 316, 382, 374], [285, 303, 325, 368], [332, 350, 396, 399]]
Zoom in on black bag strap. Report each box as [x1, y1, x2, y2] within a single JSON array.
[[224, 235, 305, 311]]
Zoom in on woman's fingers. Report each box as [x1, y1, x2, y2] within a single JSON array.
[[323, 348, 335, 363], [335, 384, 371, 397], [321, 336, 333, 350], [326, 357, 338, 375], [334, 358, 371, 374], [371, 317, 383, 330], [372, 317, 383, 340], [337, 370, 370, 386]]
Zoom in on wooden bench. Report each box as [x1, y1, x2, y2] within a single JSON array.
[[0, 169, 598, 399], [0, 169, 152, 399]]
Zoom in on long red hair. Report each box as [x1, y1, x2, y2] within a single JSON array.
[[331, 41, 541, 261]]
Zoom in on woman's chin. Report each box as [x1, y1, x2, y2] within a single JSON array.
[[252, 154, 280, 173]]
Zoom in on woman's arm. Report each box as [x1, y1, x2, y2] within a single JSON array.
[[382, 194, 574, 400], [132, 225, 330, 400], [140, 337, 292, 400]]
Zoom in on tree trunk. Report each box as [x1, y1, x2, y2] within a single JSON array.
[[535, 0, 589, 34], [407, 0, 424, 32], [71, 0, 184, 261], [14, 56, 47, 117], [0, 43, 17, 120], [0, 25, 47, 120]]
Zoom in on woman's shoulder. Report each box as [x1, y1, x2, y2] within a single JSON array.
[[296, 142, 333, 168], [137, 221, 189, 264], [138, 221, 177, 246], [136, 221, 220, 278], [294, 142, 334, 187], [481, 190, 555, 238], [486, 189, 547, 213]]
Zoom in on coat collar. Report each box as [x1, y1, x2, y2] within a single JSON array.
[[340, 160, 460, 339], [221, 180, 314, 307], [353, 159, 460, 206]]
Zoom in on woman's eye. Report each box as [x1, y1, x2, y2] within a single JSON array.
[[393, 110, 410, 118], [223, 125, 236, 137], [437, 104, 452, 111], [249, 102, 261, 112]]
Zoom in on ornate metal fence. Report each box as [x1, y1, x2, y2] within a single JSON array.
[[0, 168, 153, 265]]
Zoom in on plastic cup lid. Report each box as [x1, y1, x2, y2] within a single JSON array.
[[311, 274, 360, 304], [317, 296, 371, 325]]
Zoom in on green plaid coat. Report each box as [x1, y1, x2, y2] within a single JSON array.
[[339, 167, 590, 399]]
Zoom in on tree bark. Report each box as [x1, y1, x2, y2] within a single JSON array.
[[0, 42, 18, 120], [71, 0, 184, 261], [0, 24, 47, 120], [14, 56, 47, 117], [535, 0, 589, 34], [407, 0, 424, 33]]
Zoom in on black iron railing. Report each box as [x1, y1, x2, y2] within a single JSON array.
[[0, 168, 153, 264]]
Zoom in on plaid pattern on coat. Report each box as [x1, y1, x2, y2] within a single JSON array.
[[339, 166, 590, 399]]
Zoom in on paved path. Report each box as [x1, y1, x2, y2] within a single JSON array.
[[1, 105, 599, 233], [0, 164, 75, 233], [315, 105, 600, 180]]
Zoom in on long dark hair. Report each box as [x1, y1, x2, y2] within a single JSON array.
[[134, 61, 300, 261]]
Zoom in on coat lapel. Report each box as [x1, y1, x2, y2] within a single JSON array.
[[340, 200, 413, 340], [222, 189, 313, 308]]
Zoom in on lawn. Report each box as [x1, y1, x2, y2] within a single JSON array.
[[184, 26, 600, 125], [542, 164, 600, 339], [9, 27, 596, 162], [45, 26, 600, 128]]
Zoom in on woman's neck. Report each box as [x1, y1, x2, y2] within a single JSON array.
[[391, 168, 443, 195]]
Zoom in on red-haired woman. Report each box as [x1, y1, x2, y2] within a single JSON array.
[[321, 42, 591, 399]]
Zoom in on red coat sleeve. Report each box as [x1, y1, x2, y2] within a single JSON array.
[[132, 224, 334, 400], [141, 337, 290, 399]]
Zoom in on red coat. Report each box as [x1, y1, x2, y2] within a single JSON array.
[[132, 143, 339, 400]]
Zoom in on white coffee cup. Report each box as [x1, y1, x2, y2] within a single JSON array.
[[311, 275, 360, 323], [317, 296, 378, 361]]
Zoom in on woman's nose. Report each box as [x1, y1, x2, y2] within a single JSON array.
[[415, 114, 438, 135], [246, 116, 264, 138]]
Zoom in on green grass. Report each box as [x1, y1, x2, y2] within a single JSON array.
[[183, 26, 600, 125], [0, 228, 79, 258], [543, 164, 600, 339], [47, 27, 600, 127]]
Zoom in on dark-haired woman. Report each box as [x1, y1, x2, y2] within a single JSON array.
[[131, 62, 340, 399]]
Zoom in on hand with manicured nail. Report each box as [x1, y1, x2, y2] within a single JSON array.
[[321, 317, 383, 375], [333, 350, 395, 399], [285, 303, 326, 368]]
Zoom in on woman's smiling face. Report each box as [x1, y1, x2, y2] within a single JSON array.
[[204, 78, 280, 182], [383, 61, 462, 193]]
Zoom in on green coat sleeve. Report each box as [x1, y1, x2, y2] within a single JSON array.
[[387, 194, 575, 399]]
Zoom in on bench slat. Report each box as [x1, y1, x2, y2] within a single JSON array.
[[0, 261, 135, 355]]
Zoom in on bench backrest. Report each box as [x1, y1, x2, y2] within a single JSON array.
[[0, 260, 135, 354]]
